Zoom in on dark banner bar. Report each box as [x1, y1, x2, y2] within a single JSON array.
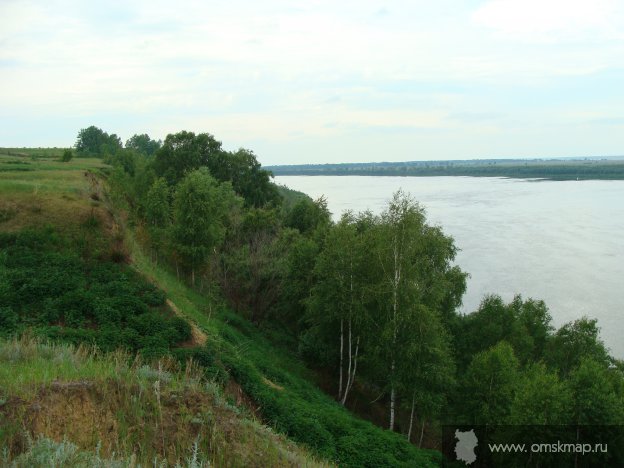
[[441, 425, 624, 467]]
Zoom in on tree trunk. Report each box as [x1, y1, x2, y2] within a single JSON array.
[[407, 391, 416, 442], [389, 381, 396, 431], [339, 319, 344, 400], [341, 334, 359, 405], [343, 318, 353, 404], [349, 336, 359, 394], [389, 241, 399, 431], [419, 419, 426, 448]]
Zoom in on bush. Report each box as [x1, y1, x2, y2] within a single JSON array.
[[1, 228, 194, 357], [0, 307, 18, 336], [60, 149, 73, 162]]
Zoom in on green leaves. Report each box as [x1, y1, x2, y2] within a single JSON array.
[[510, 362, 572, 425], [462, 341, 520, 425], [125, 133, 161, 156], [172, 168, 242, 275], [145, 177, 170, 227], [546, 317, 611, 375], [0, 228, 188, 355], [75, 126, 122, 157]]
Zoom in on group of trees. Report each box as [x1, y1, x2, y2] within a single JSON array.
[[75, 126, 162, 161], [302, 193, 466, 437], [452, 296, 621, 426], [92, 125, 623, 449]]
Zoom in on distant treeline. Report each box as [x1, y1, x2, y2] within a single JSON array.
[[267, 158, 624, 180]]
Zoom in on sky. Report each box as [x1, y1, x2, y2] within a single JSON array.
[[1, 0, 623, 165]]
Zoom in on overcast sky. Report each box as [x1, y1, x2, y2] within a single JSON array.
[[1, 0, 623, 165]]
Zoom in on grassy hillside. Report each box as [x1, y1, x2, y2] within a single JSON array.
[[0, 151, 442, 466], [0, 337, 326, 467]]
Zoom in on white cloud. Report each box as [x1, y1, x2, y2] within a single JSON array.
[[472, 0, 623, 41]]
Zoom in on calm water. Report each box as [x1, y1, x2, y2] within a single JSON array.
[[275, 175, 624, 358]]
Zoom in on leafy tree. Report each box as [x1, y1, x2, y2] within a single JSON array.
[[456, 295, 552, 369], [145, 178, 170, 228], [102, 134, 123, 155], [126, 133, 161, 156], [509, 363, 572, 424], [546, 317, 610, 375], [280, 234, 321, 325], [370, 190, 464, 430], [284, 196, 331, 235], [569, 358, 624, 424], [219, 208, 292, 322], [105, 149, 137, 176], [172, 168, 242, 285], [0, 306, 18, 336], [144, 178, 171, 262], [153, 131, 223, 185], [75, 126, 122, 156], [461, 341, 520, 425], [398, 305, 455, 445], [207, 148, 280, 208], [512, 296, 553, 361], [308, 211, 375, 404]]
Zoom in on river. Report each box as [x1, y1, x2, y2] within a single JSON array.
[[275, 175, 624, 358]]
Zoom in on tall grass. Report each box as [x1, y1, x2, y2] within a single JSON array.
[[0, 336, 328, 467]]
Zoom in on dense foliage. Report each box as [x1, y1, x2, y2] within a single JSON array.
[[75, 126, 123, 156], [0, 228, 191, 358]]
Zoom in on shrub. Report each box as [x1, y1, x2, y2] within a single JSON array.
[[60, 149, 73, 162], [0, 307, 18, 336]]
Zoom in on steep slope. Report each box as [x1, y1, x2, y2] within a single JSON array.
[[0, 152, 442, 466]]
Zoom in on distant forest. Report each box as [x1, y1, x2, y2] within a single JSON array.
[[267, 157, 624, 180]]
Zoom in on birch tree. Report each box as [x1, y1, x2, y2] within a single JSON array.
[[398, 304, 455, 445], [309, 211, 373, 404], [172, 168, 241, 286], [371, 190, 463, 431]]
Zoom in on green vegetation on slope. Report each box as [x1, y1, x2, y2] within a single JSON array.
[[0, 228, 192, 359], [129, 234, 442, 467]]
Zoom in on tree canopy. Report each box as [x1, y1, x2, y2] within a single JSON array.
[[125, 133, 161, 156], [75, 126, 122, 156]]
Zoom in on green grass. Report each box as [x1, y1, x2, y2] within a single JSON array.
[[0, 338, 120, 399], [0, 147, 68, 159], [0, 154, 109, 236]]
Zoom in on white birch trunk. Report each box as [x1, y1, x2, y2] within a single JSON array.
[[419, 419, 426, 448], [389, 374, 396, 431], [342, 319, 353, 405], [339, 319, 344, 400], [407, 391, 416, 442], [341, 335, 359, 405], [389, 231, 400, 431]]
